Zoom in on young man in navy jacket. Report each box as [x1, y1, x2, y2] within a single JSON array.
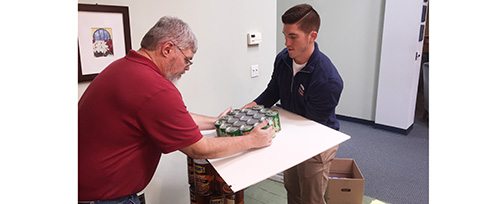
[[243, 3, 343, 204]]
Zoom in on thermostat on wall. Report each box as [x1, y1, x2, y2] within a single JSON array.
[[247, 32, 262, 45]]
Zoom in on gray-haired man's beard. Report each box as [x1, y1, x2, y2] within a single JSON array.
[[166, 75, 181, 85], [171, 77, 179, 85]]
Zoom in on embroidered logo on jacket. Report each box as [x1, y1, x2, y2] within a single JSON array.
[[298, 84, 305, 96]]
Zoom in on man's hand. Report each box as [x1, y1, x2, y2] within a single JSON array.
[[242, 101, 258, 109], [248, 120, 275, 149], [217, 107, 232, 118]]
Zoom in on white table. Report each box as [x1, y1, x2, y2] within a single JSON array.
[[206, 107, 351, 192]]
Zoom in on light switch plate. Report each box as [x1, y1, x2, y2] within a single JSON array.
[[251, 65, 259, 78]]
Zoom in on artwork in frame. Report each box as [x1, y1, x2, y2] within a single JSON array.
[[78, 4, 131, 82]]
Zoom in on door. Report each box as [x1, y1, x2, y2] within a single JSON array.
[[375, 0, 429, 131]]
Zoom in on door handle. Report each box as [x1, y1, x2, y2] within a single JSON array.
[[415, 52, 421, 61]]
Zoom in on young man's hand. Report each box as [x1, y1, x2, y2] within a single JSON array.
[[241, 101, 257, 109]]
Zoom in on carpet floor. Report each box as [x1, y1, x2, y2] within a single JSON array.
[[245, 179, 388, 204]]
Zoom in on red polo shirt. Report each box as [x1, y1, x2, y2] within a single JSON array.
[[78, 50, 202, 200]]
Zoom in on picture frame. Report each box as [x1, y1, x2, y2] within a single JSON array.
[[78, 4, 131, 82]]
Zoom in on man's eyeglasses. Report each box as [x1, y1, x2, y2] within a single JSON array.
[[174, 44, 193, 66]]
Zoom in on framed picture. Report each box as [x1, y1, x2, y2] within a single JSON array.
[[78, 4, 131, 82]]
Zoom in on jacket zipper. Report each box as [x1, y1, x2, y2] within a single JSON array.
[[286, 62, 294, 93], [286, 60, 309, 93]]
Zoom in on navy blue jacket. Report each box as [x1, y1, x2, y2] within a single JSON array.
[[255, 43, 343, 130]]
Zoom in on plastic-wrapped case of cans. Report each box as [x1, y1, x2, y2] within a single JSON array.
[[214, 106, 281, 137]]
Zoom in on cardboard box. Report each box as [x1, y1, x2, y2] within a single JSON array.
[[325, 158, 365, 204]]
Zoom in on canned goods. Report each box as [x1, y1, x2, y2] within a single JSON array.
[[245, 110, 257, 116], [195, 194, 211, 204], [252, 105, 264, 111], [259, 108, 271, 114], [240, 125, 254, 135], [218, 123, 232, 137], [265, 110, 281, 132], [234, 112, 246, 119], [190, 106, 281, 203], [214, 119, 225, 136], [209, 195, 225, 204], [232, 120, 246, 128], [187, 156, 195, 187], [219, 115, 231, 120], [194, 159, 215, 195], [189, 186, 197, 204], [214, 119, 224, 127], [225, 194, 236, 204], [246, 119, 259, 126], [256, 116, 267, 123], [225, 126, 242, 136], [235, 190, 245, 204], [215, 173, 233, 195], [226, 117, 239, 124], [265, 117, 274, 129], [239, 115, 252, 121], [252, 113, 265, 120], [227, 110, 238, 116], [255, 117, 272, 130]]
